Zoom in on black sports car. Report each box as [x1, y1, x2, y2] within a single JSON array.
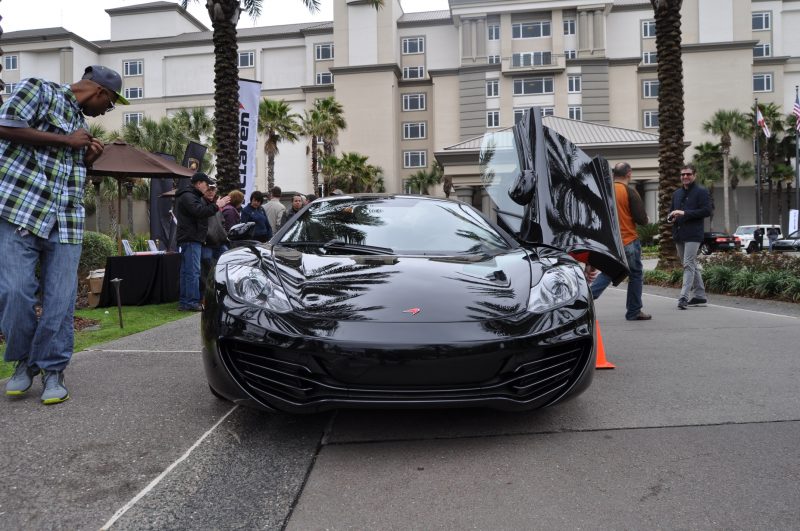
[[771, 230, 800, 252], [699, 231, 741, 255], [201, 109, 628, 413]]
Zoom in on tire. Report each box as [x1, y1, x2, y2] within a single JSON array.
[[209, 385, 229, 401], [699, 243, 712, 255]]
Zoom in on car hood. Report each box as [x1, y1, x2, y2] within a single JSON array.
[[269, 246, 538, 323], [480, 108, 629, 284]]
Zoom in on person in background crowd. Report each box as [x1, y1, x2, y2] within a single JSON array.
[[0, 64, 128, 404], [669, 163, 712, 310], [281, 193, 304, 226], [767, 226, 780, 252], [304, 193, 317, 204], [221, 190, 244, 232], [175, 172, 230, 312], [200, 179, 229, 296], [590, 162, 651, 321], [264, 185, 286, 233], [241, 190, 271, 243]]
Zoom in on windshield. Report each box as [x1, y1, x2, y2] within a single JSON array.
[[734, 226, 756, 235], [279, 196, 512, 255], [787, 231, 800, 239]]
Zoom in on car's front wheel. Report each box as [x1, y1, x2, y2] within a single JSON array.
[[699, 243, 712, 255]]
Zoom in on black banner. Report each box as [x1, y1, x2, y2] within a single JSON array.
[[180, 141, 207, 190], [151, 153, 179, 251]]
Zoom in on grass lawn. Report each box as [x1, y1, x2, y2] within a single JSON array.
[[0, 303, 191, 380]]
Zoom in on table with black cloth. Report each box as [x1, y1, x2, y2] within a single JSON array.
[[98, 253, 181, 307]]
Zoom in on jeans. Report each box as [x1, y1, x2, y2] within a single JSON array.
[[675, 241, 706, 302], [590, 239, 644, 320], [179, 241, 202, 308], [0, 220, 81, 371]]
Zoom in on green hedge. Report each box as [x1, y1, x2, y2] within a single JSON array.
[[79, 231, 116, 279], [644, 252, 800, 302]]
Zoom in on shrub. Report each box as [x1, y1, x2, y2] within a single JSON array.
[[637, 223, 660, 246], [703, 265, 736, 293], [668, 268, 683, 285], [644, 269, 671, 286], [752, 270, 787, 298], [730, 267, 757, 296], [79, 231, 116, 280]]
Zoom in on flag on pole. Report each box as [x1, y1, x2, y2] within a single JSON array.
[[238, 78, 261, 200], [793, 93, 800, 132], [756, 108, 772, 138]]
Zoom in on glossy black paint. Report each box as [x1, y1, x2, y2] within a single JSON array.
[[202, 197, 597, 413], [481, 107, 629, 284], [771, 231, 800, 252], [700, 231, 741, 255]]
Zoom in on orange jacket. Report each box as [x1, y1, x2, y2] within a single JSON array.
[[614, 181, 648, 245]]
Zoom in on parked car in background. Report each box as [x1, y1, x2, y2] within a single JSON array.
[[771, 230, 800, 253], [733, 225, 782, 253], [699, 231, 741, 255]]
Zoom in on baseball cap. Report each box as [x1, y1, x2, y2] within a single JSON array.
[[191, 172, 211, 184], [82, 65, 130, 105]]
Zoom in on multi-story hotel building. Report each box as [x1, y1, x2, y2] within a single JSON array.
[[2, 0, 799, 227]]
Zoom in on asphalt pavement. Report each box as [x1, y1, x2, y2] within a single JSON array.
[[1, 285, 799, 530]]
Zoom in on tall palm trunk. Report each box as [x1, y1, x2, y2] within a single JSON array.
[[721, 146, 730, 233], [208, 0, 241, 194], [311, 137, 320, 193], [267, 152, 276, 191], [652, 0, 684, 269]]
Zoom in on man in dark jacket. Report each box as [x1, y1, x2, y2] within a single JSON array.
[[669, 164, 712, 310], [175, 172, 230, 311]]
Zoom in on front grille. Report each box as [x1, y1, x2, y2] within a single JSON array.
[[219, 338, 592, 408]]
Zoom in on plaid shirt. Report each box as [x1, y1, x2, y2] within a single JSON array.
[[0, 78, 88, 244]]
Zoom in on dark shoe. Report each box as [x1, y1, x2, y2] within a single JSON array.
[[677, 298, 688, 310], [178, 304, 203, 312], [41, 370, 69, 405], [6, 361, 37, 397], [627, 312, 652, 321], [688, 297, 708, 306]]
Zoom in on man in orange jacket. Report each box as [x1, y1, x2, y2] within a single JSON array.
[[590, 162, 652, 320]]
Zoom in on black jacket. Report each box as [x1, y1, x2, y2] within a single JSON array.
[[175, 186, 219, 244], [671, 182, 711, 243]]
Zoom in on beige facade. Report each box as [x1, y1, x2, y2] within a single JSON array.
[[2, 0, 799, 226]]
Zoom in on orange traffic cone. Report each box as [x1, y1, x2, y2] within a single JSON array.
[[594, 319, 615, 370]]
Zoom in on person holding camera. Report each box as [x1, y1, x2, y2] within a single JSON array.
[[668, 164, 712, 310]]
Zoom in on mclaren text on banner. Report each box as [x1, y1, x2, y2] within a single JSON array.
[[238, 78, 261, 199]]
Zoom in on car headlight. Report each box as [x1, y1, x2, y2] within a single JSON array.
[[225, 264, 292, 312], [528, 264, 583, 313]]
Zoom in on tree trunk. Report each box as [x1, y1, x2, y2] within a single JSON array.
[[777, 180, 783, 229], [732, 186, 740, 227], [652, 0, 685, 270], [268, 153, 275, 191], [722, 150, 730, 233], [208, 0, 241, 195], [311, 137, 319, 194]]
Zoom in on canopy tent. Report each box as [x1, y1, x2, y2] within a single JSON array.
[[87, 141, 195, 252]]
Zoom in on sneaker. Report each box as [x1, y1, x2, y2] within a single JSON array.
[[41, 370, 69, 405], [178, 304, 203, 312], [5, 361, 37, 397], [627, 312, 652, 321], [688, 297, 708, 306], [677, 298, 688, 310]]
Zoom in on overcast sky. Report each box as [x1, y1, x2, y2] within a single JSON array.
[[1, 0, 450, 41]]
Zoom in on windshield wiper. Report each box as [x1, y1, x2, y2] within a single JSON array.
[[323, 239, 394, 255]]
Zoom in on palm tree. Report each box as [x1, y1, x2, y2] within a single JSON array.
[[407, 167, 443, 195], [702, 109, 749, 232], [258, 98, 301, 190], [728, 157, 754, 227], [746, 102, 785, 223], [302, 108, 327, 194], [180, 0, 384, 194], [651, 0, 685, 269], [172, 107, 215, 144], [314, 96, 347, 156], [691, 142, 722, 225]]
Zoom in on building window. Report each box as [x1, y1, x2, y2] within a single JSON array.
[[564, 19, 576, 35], [486, 111, 500, 128], [402, 93, 426, 111], [568, 75, 581, 93], [316, 72, 334, 85], [403, 66, 425, 79], [565, 49, 577, 60], [752, 12, 771, 31], [315, 43, 334, 60], [124, 87, 143, 100], [512, 21, 551, 39], [123, 60, 143, 77], [512, 51, 552, 67], [403, 150, 427, 168], [488, 55, 501, 64], [488, 24, 499, 41], [124, 112, 144, 126], [2, 82, 19, 95], [402, 37, 425, 55], [642, 20, 656, 38], [753, 43, 771, 57], [238, 51, 254, 68], [644, 110, 659, 128], [403, 122, 426, 139], [514, 107, 553, 123], [753, 73, 773, 92], [512, 77, 554, 95], [569, 106, 582, 120], [642, 80, 659, 98], [642, 51, 657, 64], [3, 55, 18, 70], [486, 79, 499, 97]]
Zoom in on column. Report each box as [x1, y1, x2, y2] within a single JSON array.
[[454, 186, 475, 205]]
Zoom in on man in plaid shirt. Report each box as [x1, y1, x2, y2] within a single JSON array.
[[0, 65, 128, 404]]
